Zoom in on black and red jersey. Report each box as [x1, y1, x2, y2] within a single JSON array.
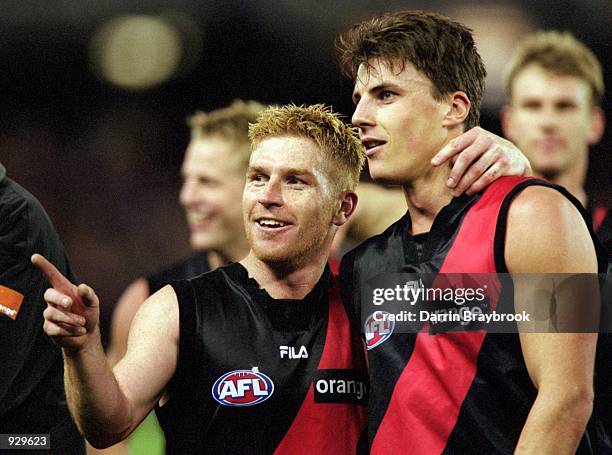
[[591, 203, 611, 256], [341, 176, 610, 454], [158, 262, 367, 454]]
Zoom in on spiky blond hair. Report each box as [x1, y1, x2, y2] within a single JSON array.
[[249, 104, 365, 192]]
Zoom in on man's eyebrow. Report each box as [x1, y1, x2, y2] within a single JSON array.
[[247, 165, 313, 176], [284, 167, 313, 176], [353, 82, 404, 102], [246, 165, 265, 173]]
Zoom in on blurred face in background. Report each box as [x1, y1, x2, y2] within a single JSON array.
[[179, 136, 247, 253], [502, 64, 603, 180]]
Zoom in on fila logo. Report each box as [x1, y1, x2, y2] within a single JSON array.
[[212, 367, 274, 407], [279, 345, 308, 359]]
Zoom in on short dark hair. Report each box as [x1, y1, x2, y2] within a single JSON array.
[[337, 10, 486, 130]]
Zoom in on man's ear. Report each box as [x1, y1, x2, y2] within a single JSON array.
[[333, 190, 358, 226], [588, 107, 605, 146], [442, 91, 470, 128]]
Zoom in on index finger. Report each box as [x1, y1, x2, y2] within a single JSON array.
[[431, 128, 479, 166], [31, 254, 74, 292]]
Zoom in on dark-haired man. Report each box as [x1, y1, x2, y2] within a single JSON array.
[[338, 11, 609, 454]]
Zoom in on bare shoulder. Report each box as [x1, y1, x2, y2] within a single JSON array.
[[113, 284, 180, 426], [108, 277, 151, 362], [114, 278, 150, 320], [116, 284, 180, 388], [130, 284, 180, 341], [505, 186, 596, 273]]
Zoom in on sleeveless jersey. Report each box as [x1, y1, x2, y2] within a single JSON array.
[[341, 176, 610, 454], [592, 203, 611, 255], [157, 262, 367, 454]]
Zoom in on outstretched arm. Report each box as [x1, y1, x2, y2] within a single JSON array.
[[32, 254, 178, 449], [503, 187, 598, 453], [107, 278, 150, 367], [432, 126, 532, 196], [87, 278, 151, 455]]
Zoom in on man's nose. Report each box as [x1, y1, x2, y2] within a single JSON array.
[[257, 177, 283, 206], [179, 180, 198, 207], [352, 98, 375, 129]]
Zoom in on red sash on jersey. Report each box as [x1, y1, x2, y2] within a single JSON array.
[[371, 176, 531, 454], [275, 277, 367, 454]]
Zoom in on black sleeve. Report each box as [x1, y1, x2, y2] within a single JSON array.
[[0, 185, 54, 412], [597, 210, 612, 257], [0, 178, 84, 452]]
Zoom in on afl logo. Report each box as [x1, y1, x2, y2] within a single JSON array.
[[364, 311, 394, 350], [212, 368, 274, 407]]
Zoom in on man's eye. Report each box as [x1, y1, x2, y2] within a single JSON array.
[[249, 174, 267, 182], [556, 101, 577, 111], [288, 177, 304, 185], [381, 91, 394, 100], [521, 101, 541, 110]]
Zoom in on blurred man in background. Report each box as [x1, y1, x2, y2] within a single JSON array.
[[501, 30, 610, 251], [501, 28, 611, 436], [108, 100, 261, 365], [101, 100, 262, 454], [0, 162, 84, 454]]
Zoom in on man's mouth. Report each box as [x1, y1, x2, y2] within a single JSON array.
[[538, 138, 562, 150], [187, 213, 213, 226], [256, 218, 290, 228], [362, 139, 386, 156]]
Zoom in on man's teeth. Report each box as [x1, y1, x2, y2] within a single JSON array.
[[189, 214, 210, 223], [364, 140, 384, 150], [258, 219, 288, 227]]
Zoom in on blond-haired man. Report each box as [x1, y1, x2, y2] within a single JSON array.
[[98, 100, 262, 454], [501, 29, 611, 443], [36, 104, 369, 454], [501, 31, 609, 251]]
